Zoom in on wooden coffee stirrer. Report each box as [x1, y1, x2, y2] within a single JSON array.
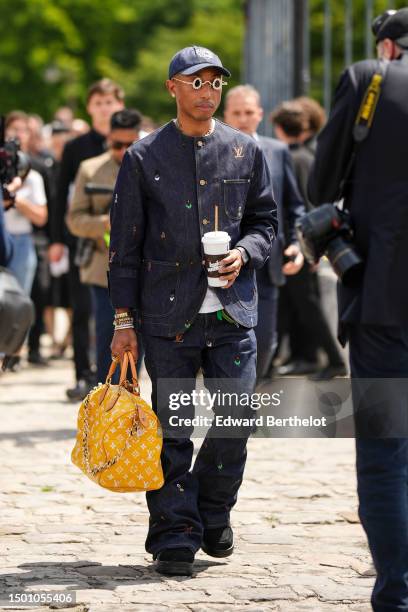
[[214, 205, 218, 232]]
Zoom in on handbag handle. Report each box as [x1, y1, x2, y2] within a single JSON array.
[[121, 351, 140, 396], [105, 351, 140, 395]]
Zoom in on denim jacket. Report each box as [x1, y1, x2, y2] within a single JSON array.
[[108, 119, 277, 337]]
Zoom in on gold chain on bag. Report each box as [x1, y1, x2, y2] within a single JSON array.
[[71, 350, 164, 492], [81, 388, 139, 477]]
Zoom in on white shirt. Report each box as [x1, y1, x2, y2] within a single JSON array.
[[199, 286, 223, 313], [5, 169, 47, 235]]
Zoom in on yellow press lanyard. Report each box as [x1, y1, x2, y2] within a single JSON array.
[[339, 60, 388, 200], [353, 61, 388, 142]]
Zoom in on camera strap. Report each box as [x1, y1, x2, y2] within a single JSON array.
[[339, 60, 389, 201]]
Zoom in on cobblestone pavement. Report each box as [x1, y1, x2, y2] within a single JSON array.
[[0, 358, 373, 612]]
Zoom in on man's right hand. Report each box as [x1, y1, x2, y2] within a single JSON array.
[[111, 328, 138, 364], [48, 243, 65, 263]]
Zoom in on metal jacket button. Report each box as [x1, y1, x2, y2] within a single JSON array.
[[199, 179, 207, 186]]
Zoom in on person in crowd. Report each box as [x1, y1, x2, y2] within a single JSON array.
[[223, 84, 304, 380], [294, 96, 326, 142], [66, 109, 142, 382], [49, 78, 125, 400], [46, 121, 73, 359], [0, 180, 20, 267], [54, 106, 74, 131], [139, 116, 159, 138], [271, 101, 347, 380], [24, 113, 58, 366], [109, 46, 276, 576], [4, 112, 48, 371], [70, 118, 90, 138], [309, 8, 408, 609]]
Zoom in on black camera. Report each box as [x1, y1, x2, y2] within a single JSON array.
[[296, 204, 364, 287], [0, 115, 31, 206]]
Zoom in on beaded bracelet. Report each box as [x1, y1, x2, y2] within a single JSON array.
[[114, 312, 132, 321], [114, 323, 134, 331]]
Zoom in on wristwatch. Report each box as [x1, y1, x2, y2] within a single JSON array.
[[236, 246, 249, 266]]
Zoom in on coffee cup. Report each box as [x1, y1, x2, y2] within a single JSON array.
[[202, 231, 231, 287]]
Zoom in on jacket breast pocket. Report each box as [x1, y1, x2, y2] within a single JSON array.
[[222, 179, 251, 221], [141, 259, 180, 318]]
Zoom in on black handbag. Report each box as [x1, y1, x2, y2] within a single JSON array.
[[0, 266, 34, 355]]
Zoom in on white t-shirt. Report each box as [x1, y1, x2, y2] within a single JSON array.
[[199, 286, 223, 314], [5, 169, 47, 235]]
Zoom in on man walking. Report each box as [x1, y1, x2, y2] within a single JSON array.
[[109, 46, 276, 576], [309, 9, 408, 610], [224, 85, 304, 379]]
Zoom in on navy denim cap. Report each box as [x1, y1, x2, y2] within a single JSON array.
[[168, 46, 231, 79], [375, 7, 408, 46]]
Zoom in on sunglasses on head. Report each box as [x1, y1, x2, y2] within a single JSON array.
[[172, 76, 228, 91], [111, 140, 135, 150]]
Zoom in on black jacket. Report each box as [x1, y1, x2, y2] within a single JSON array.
[[309, 54, 408, 329], [257, 136, 305, 286], [289, 140, 316, 211], [51, 129, 106, 244]]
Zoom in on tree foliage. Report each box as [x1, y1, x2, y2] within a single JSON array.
[[0, 0, 406, 122], [0, 0, 243, 122]]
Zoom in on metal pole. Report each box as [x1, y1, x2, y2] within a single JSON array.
[[344, 0, 353, 67], [244, 0, 295, 136], [365, 0, 374, 58], [323, 0, 332, 113], [293, 0, 310, 96], [303, 0, 311, 94]]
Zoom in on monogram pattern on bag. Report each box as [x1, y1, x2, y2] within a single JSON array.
[[71, 384, 164, 493]]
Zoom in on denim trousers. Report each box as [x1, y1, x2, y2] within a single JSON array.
[[142, 311, 257, 556], [90, 285, 144, 383], [7, 233, 37, 296], [349, 324, 408, 612]]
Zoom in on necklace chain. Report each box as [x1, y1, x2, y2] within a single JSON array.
[[175, 118, 215, 137]]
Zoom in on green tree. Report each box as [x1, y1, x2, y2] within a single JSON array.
[[0, 0, 242, 122]]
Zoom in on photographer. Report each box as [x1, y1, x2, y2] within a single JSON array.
[[4, 112, 48, 294], [309, 9, 408, 610], [0, 178, 20, 266], [66, 109, 142, 384]]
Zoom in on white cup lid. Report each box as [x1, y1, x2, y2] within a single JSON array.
[[202, 231, 231, 243]]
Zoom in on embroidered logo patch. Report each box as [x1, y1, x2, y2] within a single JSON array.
[[233, 146, 244, 159]]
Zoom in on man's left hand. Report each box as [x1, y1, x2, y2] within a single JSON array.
[[282, 244, 304, 276], [219, 248, 243, 289]]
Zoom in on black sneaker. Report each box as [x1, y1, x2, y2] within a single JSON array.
[[154, 547, 194, 576], [28, 351, 49, 367], [66, 379, 94, 401], [202, 526, 234, 558], [2, 355, 21, 372]]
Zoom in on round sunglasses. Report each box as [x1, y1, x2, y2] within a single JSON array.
[[172, 76, 228, 91]]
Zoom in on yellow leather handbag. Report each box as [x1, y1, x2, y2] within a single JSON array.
[[71, 351, 164, 492]]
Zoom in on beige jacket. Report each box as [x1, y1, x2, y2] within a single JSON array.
[[66, 152, 119, 288]]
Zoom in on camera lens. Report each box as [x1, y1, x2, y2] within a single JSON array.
[[326, 236, 364, 287]]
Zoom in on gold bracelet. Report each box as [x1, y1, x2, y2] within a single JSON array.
[[114, 312, 132, 320], [113, 318, 133, 327], [114, 323, 134, 330]]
